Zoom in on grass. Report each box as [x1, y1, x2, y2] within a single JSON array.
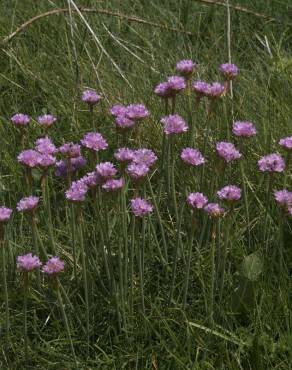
[[1, 0, 292, 369]]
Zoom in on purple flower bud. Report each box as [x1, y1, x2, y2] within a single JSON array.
[[0, 207, 12, 223], [130, 198, 153, 217], [115, 115, 136, 129], [258, 153, 285, 173], [81, 89, 101, 105], [65, 180, 88, 202], [181, 148, 205, 166], [17, 253, 42, 272], [216, 142, 242, 163], [219, 63, 239, 80], [126, 104, 150, 120], [279, 137, 292, 151], [11, 113, 31, 126], [38, 154, 56, 168], [42, 257, 64, 275], [59, 143, 81, 158], [187, 193, 208, 209], [132, 149, 157, 167], [114, 147, 134, 163], [192, 81, 210, 97], [167, 75, 186, 93], [81, 132, 108, 152], [110, 105, 127, 116], [176, 59, 197, 77], [274, 190, 292, 207], [35, 137, 57, 155], [217, 185, 241, 202], [102, 178, 125, 192], [127, 163, 149, 180], [17, 196, 39, 212], [161, 114, 188, 135], [154, 82, 172, 98], [204, 203, 225, 217], [232, 121, 256, 137], [17, 150, 41, 168], [96, 162, 117, 180], [37, 114, 57, 128]]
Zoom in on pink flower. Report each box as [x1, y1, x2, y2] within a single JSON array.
[[11, 113, 30, 126], [96, 162, 117, 180], [232, 121, 256, 137], [206, 82, 225, 98], [35, 137, 57, 155], [127, 163, 149, 180], [81, 132, 108, 152], [176, 59, 197, 77], [102, 178, 124, 192], [17, 150, 41, 168], [258, 154, 285, 173], [17, 253, 42, 272], [110, 105, 127, 116], [274, 190, 292, 207], [154, 82, 172, 98], [80, 172, 99, 188], [161, 114, 188, 135], [204, 203, 225, 217], [42, 257, 64, 275], [181, 148, 205, 166], [192, 81, 210, 97], [38, 154, 56, 168], [115, 115, 136, 129], [279, 137, 292, 151], [17, 196, 39, 212], [219, 63, 239, 80], [81, 89, 101, 105], [187, 193, 208, 209], [216, 142, 241, 163], [132, 149, 157, 167], [37, 114, 57, 128], [0, 207, 12, 223], [65, 180, 88, 202], [114, 148, 134, 162], [217, 185, 241, 202], [126, 104, 150, 120], [59, 143, 81, 158], [130, 198, 153, 217]]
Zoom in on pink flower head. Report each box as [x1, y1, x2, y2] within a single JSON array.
[[80, 172, 99, 188], [176, 59, 197, 77], [65, 180, 88, 202], [42, 257, 64, 275], [187, 192, 208, 209], [217, 185, 241, 202], [114, 147, 134, 162], [11, 113, 31, 126], [55, 156, 86, 177], [110, 104, 127, 117], [37, 114, 57, 128], [102, 178, 125, 192], [154, 82, 172, 98], [17, 196, 39, 212], [115, 115, 136, 129], [130, 198, 153, 217], [181, 148, 205, 166], [232, 121, 256, 137], [59, 143, 81, 158], [161, 114, 188, 135], [206, 82, 225, 99], [216, 142, 242, 163], [127, 163, 149, 180], [0, 207, 12, 223], [126, 104, 150, 120], [132, 149, 158, 167], [258, 153, 285, 173], [192, 81, 210, 97], [38, 154, 56, 168], [279, 137, 292, 151], [17, 150, 41, 168], [81, 132, 108, 152], [35, 137, 57, 155], [204, 203, 225, 217], [17, 253, 42, 272], [274, 190, 292, 207], [167, 75, 186, 93], [81, 89, 101, 105], [96, 162, 117, 180], [219, 63, 239, 80]]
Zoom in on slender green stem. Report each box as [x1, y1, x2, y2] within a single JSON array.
[[146, 175, 168, 262], [30, 215, 41, 288], [1, 234, 10, 346], [77, 208, 90, 356], [149, 218, 167, 266], [240, 160, 251, 249], [90, 105, 94, 130], [209, 221, 217, 326], [69, 203, 77, 280], [129, 215, 136, 316], [283, 153, 291, 188], [263, 174, 273, 253], [138, 217, 146, 314], [183, 217, 196, 309], [120, 185, 129, 299], [56, 279, 78, 368], [44, 175, 55, 254], [23, 273, 29, 365]]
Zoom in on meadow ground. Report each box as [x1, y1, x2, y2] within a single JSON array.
[[0, 1, 292, 369]]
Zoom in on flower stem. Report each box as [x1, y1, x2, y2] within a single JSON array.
[[129, 215, 136, 316], [239, 160, 251, 249], [138, 217, 146, 314], [1, 231, 10, 346], [209, 221, 217, 326], [44, 175, 56, 254], [56, 278, 78, 368], [183, 216, 196, 309], [23, 272, 29, 365]]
